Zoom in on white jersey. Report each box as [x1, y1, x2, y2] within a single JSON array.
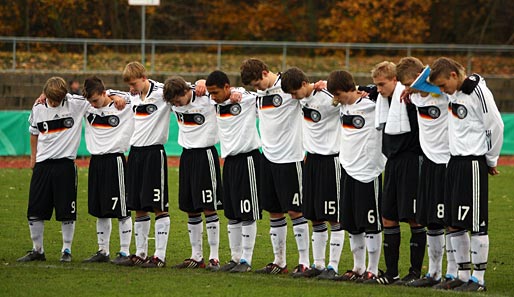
[[125, 79, 171, 147], [216, 88, 260, 158], [410, 92, 450, 164], [300, 88, 340, 155], [339, 97, 386, 183], [256, 74, 303, 163], [173, 91, 218, 149], [28, 93, 89, 162], [447, 74, 504, 167], [84, 100, 134, 155]]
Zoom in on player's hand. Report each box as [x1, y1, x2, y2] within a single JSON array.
[[35, 93, 46, 105], [357, 90, 369, 98], [112, 95, 126, 110], [313, 80, 327, 90], [400, 89, 412, 104], [229, 88, 242, 103], [488, 166, 500, 176], [195, 79, 207, 96]]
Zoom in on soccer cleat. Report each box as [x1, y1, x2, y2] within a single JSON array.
[[17, 250, 46, 262], [356, 271, 379, 283], [299, 265, 323, 278], [60, 249, 72, 262], [116, 254, 148, 266], [317, 266, 338, 280], [291, 264, 310, 278], [335, 270, 362, 282], [141, 256, 166, 268], [363, 273, 400, 285], [220, 260, 238, 272], [255, 263, 288, 275], [433, 278, 465, 290], [206, 259, 220, 272], [406, 274, 441, 287], [83, 251, 110, 263], [173, 258, 206, 269], [453, 278, 486, 292], [111, 252, 129, 265], [230, 261, 252, 273], [395, 268, 421, 286]]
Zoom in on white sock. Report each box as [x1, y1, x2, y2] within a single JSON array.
[[270, 217, 287, 267], [61, 220, 75, 253], [188, 215, 203, 261], [445, 232, 458, 278], [292, 217, 310, 267], [312, 223, 328, 269], [365, 232, 382, 276], [427, 229, 444, 280], [451, 230, 471, 282], [206, 213, 220, 261], [118, 216, 132, 256], [154, 214, 170, 261], [227, 220, 242, 263], [241, 220, 257, 265], [134, 216, 150, 258], [471, 234, 489, 285], [28, 219, 44, 253], [328, 226, 345, 273], [349, 232, 366, 275], [96, 218, 111, 255]]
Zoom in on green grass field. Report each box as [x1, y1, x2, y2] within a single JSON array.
[[0, 166, 513, 296]]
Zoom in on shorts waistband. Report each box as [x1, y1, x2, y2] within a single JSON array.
[[225, 149, 260, 160], [182, 146, 216, 152], [130, 144, 165, 152], [91, 152, 125, 159], [306, 152, 339, 159], [37, 158, 74, 164], [450, 155, 486, 161]]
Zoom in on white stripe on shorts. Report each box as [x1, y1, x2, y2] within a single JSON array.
[[334, 156, 341, 222], [472, 160, 480, 232], [207, 149, 218, 210], [117, 156, 127, 217], [247, 156, 259, 220]]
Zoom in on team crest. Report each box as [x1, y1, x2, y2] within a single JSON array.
[[352, 115, 365, 129], [310, 110, 321, 122], [146, 104, 157, 114], [193, 114, 205, 125], [108, 116, 120, 127], [428, 106, 441, 119], [63, 117, 74, 128], [457, 105, 467, 119], [272, 95, 283, 107], [230, 104, 241, 115]]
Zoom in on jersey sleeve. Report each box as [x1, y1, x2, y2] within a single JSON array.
[[28, 109, 39, 135], [478, 85, 504, 167]]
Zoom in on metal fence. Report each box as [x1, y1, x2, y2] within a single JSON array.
[[1, 36, 513, 76]]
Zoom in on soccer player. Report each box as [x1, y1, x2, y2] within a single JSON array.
[[17, 77, 90, 263], [365, 61, 426, 285], [118, 62, 171, 268], [396, 57, 457, 287], [327, 70, 386, 283], [81, 76, 134, 264], [280, 67, 343, 280], [205, 70, 261, 273], [240, 58, 308, 275], [429, 57, 504, 292], [163, 76, 223, 271]]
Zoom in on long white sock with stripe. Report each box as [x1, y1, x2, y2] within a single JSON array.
[[96, 218, 111, 255]]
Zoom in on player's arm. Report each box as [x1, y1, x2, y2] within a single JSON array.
[[479, 86, 504, 173], [30, 134, 38, 169], [106, 89, 130, 110], [195, 79, 207, 96]]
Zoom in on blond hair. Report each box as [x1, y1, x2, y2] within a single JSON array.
[[122, 61, 146, 82], [371, 61, 396, 80], [43, 77, 68, 103]]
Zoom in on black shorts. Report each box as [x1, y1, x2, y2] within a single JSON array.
[[127, 145, 169, 212], [445, 156, 488, 233], [88, 153, 130, 219], [382, 152, 422, 222], [302, 153, 342, 222], [260, 155, 303, 213], [341, 170, 382, 233], [28, 158, 77, 221], [179, 146, 223, 213], [416, 156, 446, 227], [223, 149, 262, 221]]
